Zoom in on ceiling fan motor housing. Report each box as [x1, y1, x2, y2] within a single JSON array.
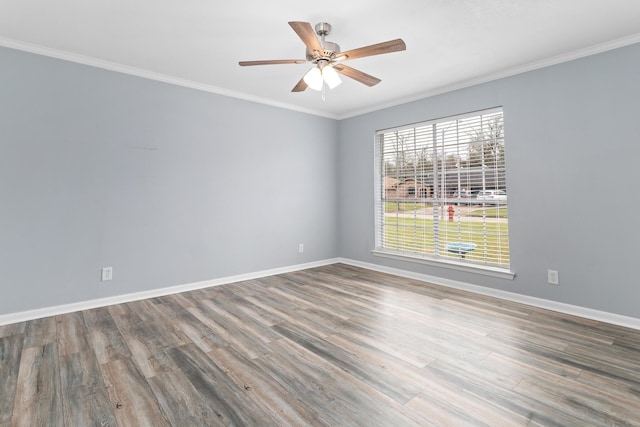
[[305, 22, 340, 63], [306, 41, 341, 62]]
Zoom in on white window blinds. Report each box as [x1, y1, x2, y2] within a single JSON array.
[[375, 108, 510, 270]]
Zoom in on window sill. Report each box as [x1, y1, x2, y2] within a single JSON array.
[[371, 250, 516, 280]]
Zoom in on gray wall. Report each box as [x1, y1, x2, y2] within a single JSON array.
[[338, 43, 640, 319], [3, 41, 640, 320], [0, 47, 338, 315]]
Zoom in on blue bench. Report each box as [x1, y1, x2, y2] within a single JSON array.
[[445, 242, 477, 258]]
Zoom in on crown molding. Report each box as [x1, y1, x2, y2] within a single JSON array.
[[337, 33, 640, 120], [0, 37, 338, 120], [2, 33, 639, 121]]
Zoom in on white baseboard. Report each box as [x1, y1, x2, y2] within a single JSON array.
[[0, 258, 340, 326], [337, 257, 640, 331], [4, 257, 639, 331]]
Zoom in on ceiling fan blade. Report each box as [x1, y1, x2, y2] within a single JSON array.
[[339, 39, 406, 61], [333, 64, 381, 87], [292, 76, 308, 92], [289, 21, 324, 57], [239, 59, 306, 66]]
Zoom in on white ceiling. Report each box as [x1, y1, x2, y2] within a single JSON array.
[[1, 0, 640, 119]]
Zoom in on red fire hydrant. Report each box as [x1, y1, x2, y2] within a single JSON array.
[[447, 205, 455, 221]]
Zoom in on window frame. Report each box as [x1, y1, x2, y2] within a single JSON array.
[[373, 107, 515, 279]]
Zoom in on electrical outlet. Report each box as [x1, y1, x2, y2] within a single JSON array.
[[547, 269, 559, 285], [101, 267, 113, 282], [298, 243, 304, 253]]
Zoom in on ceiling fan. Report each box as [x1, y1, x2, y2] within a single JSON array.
[[239, 21, 406, 93]]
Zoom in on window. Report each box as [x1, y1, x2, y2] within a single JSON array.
[[374, 107, 511, 274]]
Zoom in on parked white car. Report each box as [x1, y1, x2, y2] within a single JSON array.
[[451, 190, 474, 199], [476, 189, 507, 202]]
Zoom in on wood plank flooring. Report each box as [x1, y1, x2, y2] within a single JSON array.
[[2, 263, 640, 426]]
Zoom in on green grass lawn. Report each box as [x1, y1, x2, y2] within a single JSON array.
[[382, 216, 510, 266], [469, 206, 508, 218], [384, 201, 425, 212]]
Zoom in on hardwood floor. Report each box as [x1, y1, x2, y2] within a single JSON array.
[[2, 263, 640, 426]]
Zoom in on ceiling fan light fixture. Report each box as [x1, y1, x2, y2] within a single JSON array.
[[322, 64, 342, 89], [303, 67, 323, 91]]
